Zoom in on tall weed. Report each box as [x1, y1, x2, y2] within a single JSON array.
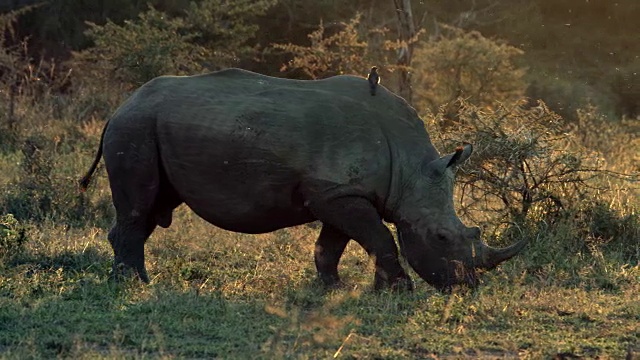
[[1, 133, 112, 227]]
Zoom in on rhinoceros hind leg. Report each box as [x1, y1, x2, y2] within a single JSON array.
[[103, 133, 161, 283], [314, 224, 350, 287], [308, 196, 413, 291], [108, 217, 155, 283]]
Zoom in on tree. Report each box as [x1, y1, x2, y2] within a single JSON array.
[[392, 0, 417, 103], [79, 7, 206, 86], [76, 0, 277, 87]]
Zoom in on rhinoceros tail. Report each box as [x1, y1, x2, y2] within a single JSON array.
[[79, 120, 109, 192]]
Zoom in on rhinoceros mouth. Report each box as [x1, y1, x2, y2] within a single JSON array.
[[398, 229, 527, 289], [443, 259, 479, 290], [414, 259, 480, 291]]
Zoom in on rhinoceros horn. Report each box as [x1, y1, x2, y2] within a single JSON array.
[[475, 238, 528, 270]]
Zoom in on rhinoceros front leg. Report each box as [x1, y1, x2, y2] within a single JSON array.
[[308, 196, 413, 291], [314, 224, 350, 287]]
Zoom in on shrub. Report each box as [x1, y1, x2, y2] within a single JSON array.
[[524, 76, 613, 122], [579, 200, 639, 255], [79, 6, 206, 87], [609, 61, 640, 119], [570, 104, 640, 166], [412, 25, 526, 115]]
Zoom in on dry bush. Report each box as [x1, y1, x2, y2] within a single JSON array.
[[424, 100, 638, 258], [427, 100, 600, 225]]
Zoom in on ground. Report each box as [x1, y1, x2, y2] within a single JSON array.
[[1, 206, 637, 359]]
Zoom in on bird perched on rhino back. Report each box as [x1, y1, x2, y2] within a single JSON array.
[[367, 66, 380, 96]]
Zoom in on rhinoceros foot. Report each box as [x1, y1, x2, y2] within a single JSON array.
[[110, 261, 150, 284], [374, 271, 414, 292]]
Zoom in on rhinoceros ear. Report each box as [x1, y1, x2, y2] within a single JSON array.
[[423, 144, 473, 177], [445, 144, 473, 169]]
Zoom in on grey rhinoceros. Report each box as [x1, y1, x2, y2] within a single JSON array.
[[80, 68, 526, 291]]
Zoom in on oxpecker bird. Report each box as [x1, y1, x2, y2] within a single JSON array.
[[367, 66, 380, 96]]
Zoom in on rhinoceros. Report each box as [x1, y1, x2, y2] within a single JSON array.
[[80, 68, 526, 291]]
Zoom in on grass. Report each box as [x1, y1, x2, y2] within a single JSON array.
[[0, 206, 638, 359], [0, 81, 638, 359]]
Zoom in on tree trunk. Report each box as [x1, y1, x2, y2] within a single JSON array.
[[393, 0, 417, 104]]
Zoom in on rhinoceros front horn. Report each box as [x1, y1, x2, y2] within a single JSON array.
[[476, 238, 528, 270]]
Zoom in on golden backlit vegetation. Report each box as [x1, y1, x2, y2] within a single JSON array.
[[0, 0, 638, 358]]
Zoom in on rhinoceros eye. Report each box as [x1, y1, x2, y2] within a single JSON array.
[[435, 231, 451, 243]]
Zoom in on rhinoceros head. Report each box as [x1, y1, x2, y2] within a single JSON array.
[[395, 144, 527, 290]]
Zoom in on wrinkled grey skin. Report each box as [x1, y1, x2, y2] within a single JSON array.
[[80, 68, 526, 291]]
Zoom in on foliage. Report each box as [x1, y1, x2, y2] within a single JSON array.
[[7, 0, 164, 50], [415, 0, 639, 119], [412, 25, 526, 114], [273, 14, 369, 79], [77, 0, 277, 87], [0, 213, 26, 257], [3, 0, 639, 118]]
